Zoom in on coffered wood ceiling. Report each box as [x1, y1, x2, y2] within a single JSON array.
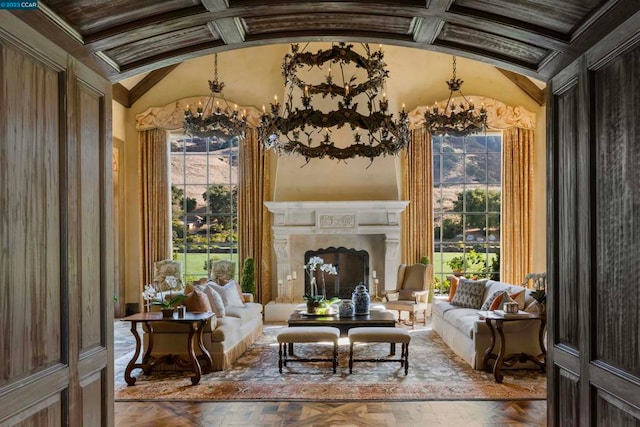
[[11, 0, 639, 83]]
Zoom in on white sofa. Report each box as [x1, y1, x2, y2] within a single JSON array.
[[144, 294, 263, 371], [431, 279, 542, 369]]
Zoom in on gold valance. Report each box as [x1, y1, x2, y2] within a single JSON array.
[[408, 96, 536, 131], [135, 95, 262, 131]]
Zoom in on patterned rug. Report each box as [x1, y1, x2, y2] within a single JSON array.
[[114, 324, 546, 402]]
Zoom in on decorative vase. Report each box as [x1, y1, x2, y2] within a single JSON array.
[[536, 302, 546, 316], [352, 283, 370, 315], [161, 308, 175, 318], [339, 299, 355, 317]]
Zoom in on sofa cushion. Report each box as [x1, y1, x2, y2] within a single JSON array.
[[442, 307, 481, 338], [225, 304, 262, 324], [450, 279, 487, 308], [210, 316, 242, 342], [432, 301, 460, 318]]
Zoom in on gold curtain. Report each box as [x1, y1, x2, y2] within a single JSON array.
[[238, 128, 271, 303], [501, 127, 533, 284], [401, 127, 434, 266], [138, 128, 171, 292]]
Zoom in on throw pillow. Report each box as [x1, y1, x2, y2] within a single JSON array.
[[204, 285, 226, 317], [450, 279, 487, 309], [481, 289, 504, 311], [510, 290, 526, 309], [210, 281, 246, 308], [185, 288, 213, 313], [487, 290, 525, 311], [447, 276, 466, 302], [226, 279, 245, 303]]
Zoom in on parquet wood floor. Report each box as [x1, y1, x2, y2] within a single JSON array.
[[114, 400, 546, 426], [114, 320, 547, 426]]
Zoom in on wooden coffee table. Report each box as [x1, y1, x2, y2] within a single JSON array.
[[288, 310, 396, 337]]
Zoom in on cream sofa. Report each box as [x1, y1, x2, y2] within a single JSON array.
[[431, 279, 542, 369], [144, 293, 263, 371]]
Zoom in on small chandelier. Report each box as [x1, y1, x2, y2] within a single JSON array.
[[423, 56, 487, 136], [183, 54, 247, 138], [258, 43, 409, 164]]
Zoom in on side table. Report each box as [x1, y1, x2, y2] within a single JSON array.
[[121, 312, 215, 386], [479, 311, 546, 383]]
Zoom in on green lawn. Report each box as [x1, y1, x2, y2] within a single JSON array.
[[173, 252, 239, 283], [173, 251, 496, 291]]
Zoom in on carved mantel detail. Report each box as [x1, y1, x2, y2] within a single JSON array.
[[265, 201, 409, 299]]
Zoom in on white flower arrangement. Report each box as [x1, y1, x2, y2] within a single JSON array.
[[303, 256, 337, 299]]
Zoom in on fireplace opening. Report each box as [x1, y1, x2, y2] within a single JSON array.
[[304, 247, 369, 299]]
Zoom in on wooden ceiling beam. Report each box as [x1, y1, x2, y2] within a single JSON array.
[[128, 64, 180, 106], [112, 83, 130, 107], [497, 68, 546, 106], [210, 18, 246, 44]]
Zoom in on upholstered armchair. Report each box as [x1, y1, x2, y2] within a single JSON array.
[[210, 259, 236, 283], [382, 263, 432, 328]]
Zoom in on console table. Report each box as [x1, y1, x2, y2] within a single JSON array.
[[479, 311, 546, 383], [121, 312, 215, 386]]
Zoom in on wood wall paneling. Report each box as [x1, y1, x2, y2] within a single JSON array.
[[78, 82, 103, 350], [555, 80, 580, 351], [594, 43, 640, 379], [0, 42, 62, 385], [0, 15, 113, 426]]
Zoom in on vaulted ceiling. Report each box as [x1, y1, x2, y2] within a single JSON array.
[[11, 0, 639, 83]]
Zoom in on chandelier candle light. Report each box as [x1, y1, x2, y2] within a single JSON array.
[[259, 43, 410, 164], [423, 56, 488, 136], [183, 53, 248, 139]]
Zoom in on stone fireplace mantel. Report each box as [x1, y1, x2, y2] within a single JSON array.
[[264, 200, 409, 301]]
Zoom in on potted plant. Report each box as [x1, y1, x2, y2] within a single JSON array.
[[240, 257, 256, 297], [530, 288, 546, 315], [303, 256, 339, 313], [148, 276, 186, 317], [448, 255, 465, 276]]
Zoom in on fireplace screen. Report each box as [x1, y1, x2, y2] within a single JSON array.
[[304, 247, 369, 299]]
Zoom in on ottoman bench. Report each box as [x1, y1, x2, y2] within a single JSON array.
[[348, 327, 411, 375], [276, 326, 340, 373]]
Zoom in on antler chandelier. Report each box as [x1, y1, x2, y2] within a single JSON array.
[[423, 56, 487, 136], [183, 54, 247, 138], [258, 43, 409, 164]]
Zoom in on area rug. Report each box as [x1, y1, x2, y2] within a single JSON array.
[[114, 325, 546, 402]]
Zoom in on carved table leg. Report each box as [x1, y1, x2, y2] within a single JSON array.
[[196, 319, 213, 373], [538, 317, 547, 372], [186, 322, 202, 385], [482, 318, 497, 373], [494, 320, 506, 383], [124, 320, 142, 386]]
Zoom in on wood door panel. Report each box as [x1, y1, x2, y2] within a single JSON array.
[[9, 394, 62, 426], [549, 11, 640, 426], [558, 368, 580, 427], [0, 42, 63, 385], [78, 81, 103, 351], [81, 372, 105, 424], [555, 82, 580, 351], [593, 44, 640, 378], [596, 390, 640, 426]]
